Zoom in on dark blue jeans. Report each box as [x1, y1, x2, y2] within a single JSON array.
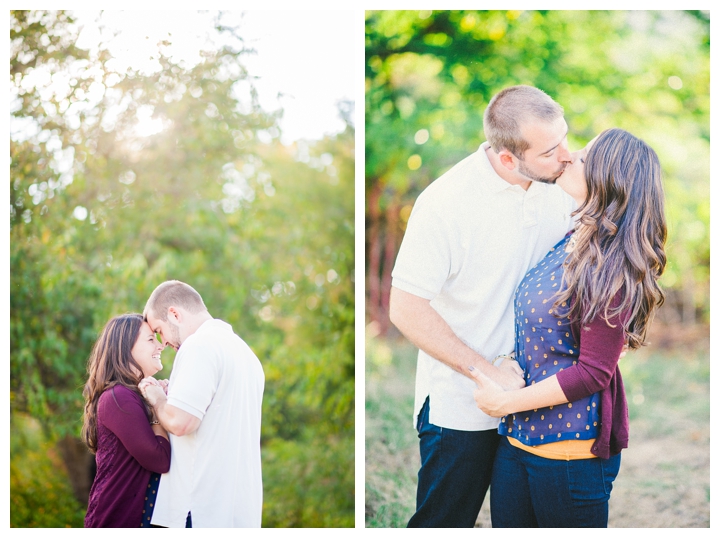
[[407, 397, 500, 528], [490, 437, 621, 527]]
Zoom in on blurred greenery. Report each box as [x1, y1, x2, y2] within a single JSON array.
[[10, 10, 353, 527], [10, 414, 87, 528], [365, 10, 710, 333]]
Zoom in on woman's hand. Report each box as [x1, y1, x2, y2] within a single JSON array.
[[139, 377, 166, 407], [469, 366, 509, 417]]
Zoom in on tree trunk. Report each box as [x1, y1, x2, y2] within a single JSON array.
[[367, 182, 383, 327], [57, 435, 95, 506], [380, 202, 400, 334]]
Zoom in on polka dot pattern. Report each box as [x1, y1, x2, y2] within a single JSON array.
[[498, 233, 600, 447], [140, 473, 161, 527]]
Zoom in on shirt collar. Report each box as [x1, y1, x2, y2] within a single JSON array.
[[195, 318, 231, 335]]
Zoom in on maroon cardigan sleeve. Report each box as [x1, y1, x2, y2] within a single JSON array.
[[98, 386, 171, 473], [555, 295, 630, 459], [556, 309, 626, 402]]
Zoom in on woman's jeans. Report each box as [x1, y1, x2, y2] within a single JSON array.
[[407, 397, 500, 527], [490, 436, 621, 527]]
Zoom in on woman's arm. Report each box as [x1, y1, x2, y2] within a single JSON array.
[[471, 367, 567, 417], [140, 378, 202, 437], [99, 386, 171, 473], [472, 307, 626, 417], [150, 417, 169, 441], [149, 380, 170, 441], [555, 309, 626, 403]]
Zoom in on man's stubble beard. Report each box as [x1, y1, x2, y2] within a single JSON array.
[[517, 159, 563, 185], [168, 322, 182, 350]]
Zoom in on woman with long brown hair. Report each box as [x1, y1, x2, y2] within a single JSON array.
[[82, 313, 171, 527], [471, 128, 667, 527]]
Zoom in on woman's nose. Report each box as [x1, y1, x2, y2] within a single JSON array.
[[567, 150, 582, 164]]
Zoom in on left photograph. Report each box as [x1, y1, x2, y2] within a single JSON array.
[[10, 10, 355, 528]]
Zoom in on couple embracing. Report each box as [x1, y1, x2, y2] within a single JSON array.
[[81, 280, 264, 528], [390, 85, 666, 527]]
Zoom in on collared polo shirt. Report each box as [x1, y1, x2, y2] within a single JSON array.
[[392, 142, 575, 431], [151, 319, 264, 527]]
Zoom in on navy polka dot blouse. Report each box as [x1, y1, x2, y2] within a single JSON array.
[[498, 233, 600, 446]]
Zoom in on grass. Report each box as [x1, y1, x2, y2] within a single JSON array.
[[365, 336, 419, 528], [365, 325, 710, 528]]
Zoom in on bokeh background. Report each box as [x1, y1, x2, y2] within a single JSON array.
[[10, 10, 354, 527], [365, 10, 709, 527]]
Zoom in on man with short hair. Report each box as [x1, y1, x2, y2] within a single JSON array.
[[139, 280, 264, 528], [389, 85, 576, 527]]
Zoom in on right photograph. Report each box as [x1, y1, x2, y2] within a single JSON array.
[[365, 10, 709, 528]]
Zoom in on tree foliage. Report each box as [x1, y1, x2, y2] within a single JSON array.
[[11, 10, 353, 527], [365, 10, 709, 332]]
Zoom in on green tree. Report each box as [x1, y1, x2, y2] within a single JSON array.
[[11, 10, 354, 527], [365, 10, 709, 332]]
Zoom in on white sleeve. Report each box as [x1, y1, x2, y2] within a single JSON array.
[[167, 340, 219, 420], [391, 193, 453, 300]]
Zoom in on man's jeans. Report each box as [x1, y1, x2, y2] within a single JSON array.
[[407, 397, 500, 528], [490, 437, 621, 527]]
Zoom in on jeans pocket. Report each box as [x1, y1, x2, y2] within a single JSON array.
[[600, 453, 622, 495], [416, 396, 430, 433]]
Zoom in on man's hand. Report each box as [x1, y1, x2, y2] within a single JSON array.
[[469, 367, 509, 417], [139, 377, 167, 407], [498, 356, 523, 376], [158, 379, 169, 395]]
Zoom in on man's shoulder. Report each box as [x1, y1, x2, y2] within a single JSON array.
[[428, 148, 486, 188], [413, 148, 489, 210], [182, 319, 231, 347], [182, 320, 257, 361]]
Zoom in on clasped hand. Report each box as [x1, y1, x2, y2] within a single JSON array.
[[496, 358, 524, 389], [139, 377, 168, 407], [470, 359, 523, 418]]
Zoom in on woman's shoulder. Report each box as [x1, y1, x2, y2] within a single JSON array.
[[98, 384, 143, 412]]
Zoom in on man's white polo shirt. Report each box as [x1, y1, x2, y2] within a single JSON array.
[[151, 319, 264, 528], [392, 142, 575, 431]]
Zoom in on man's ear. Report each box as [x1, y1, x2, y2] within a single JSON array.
[[497, 149, 517, 171], [168, 306, 181, 324]]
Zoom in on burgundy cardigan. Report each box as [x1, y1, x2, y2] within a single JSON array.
[[557, 300, 630, 460], [85, 385, 171, 528]]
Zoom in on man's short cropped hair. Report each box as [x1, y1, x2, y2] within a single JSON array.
[[144, 280, 207, 321], [483, 85, 564, 158]]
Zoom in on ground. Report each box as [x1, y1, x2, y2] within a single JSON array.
[[365, 322, 710, 528]]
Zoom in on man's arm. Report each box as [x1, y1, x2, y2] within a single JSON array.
[[471, 300, 628, 417], [389, 287, 524, 390], [140, 380, 201, 437]]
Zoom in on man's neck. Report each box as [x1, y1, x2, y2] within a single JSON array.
[[180, 311, 213, 343], [484, 144, 531, 191]]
